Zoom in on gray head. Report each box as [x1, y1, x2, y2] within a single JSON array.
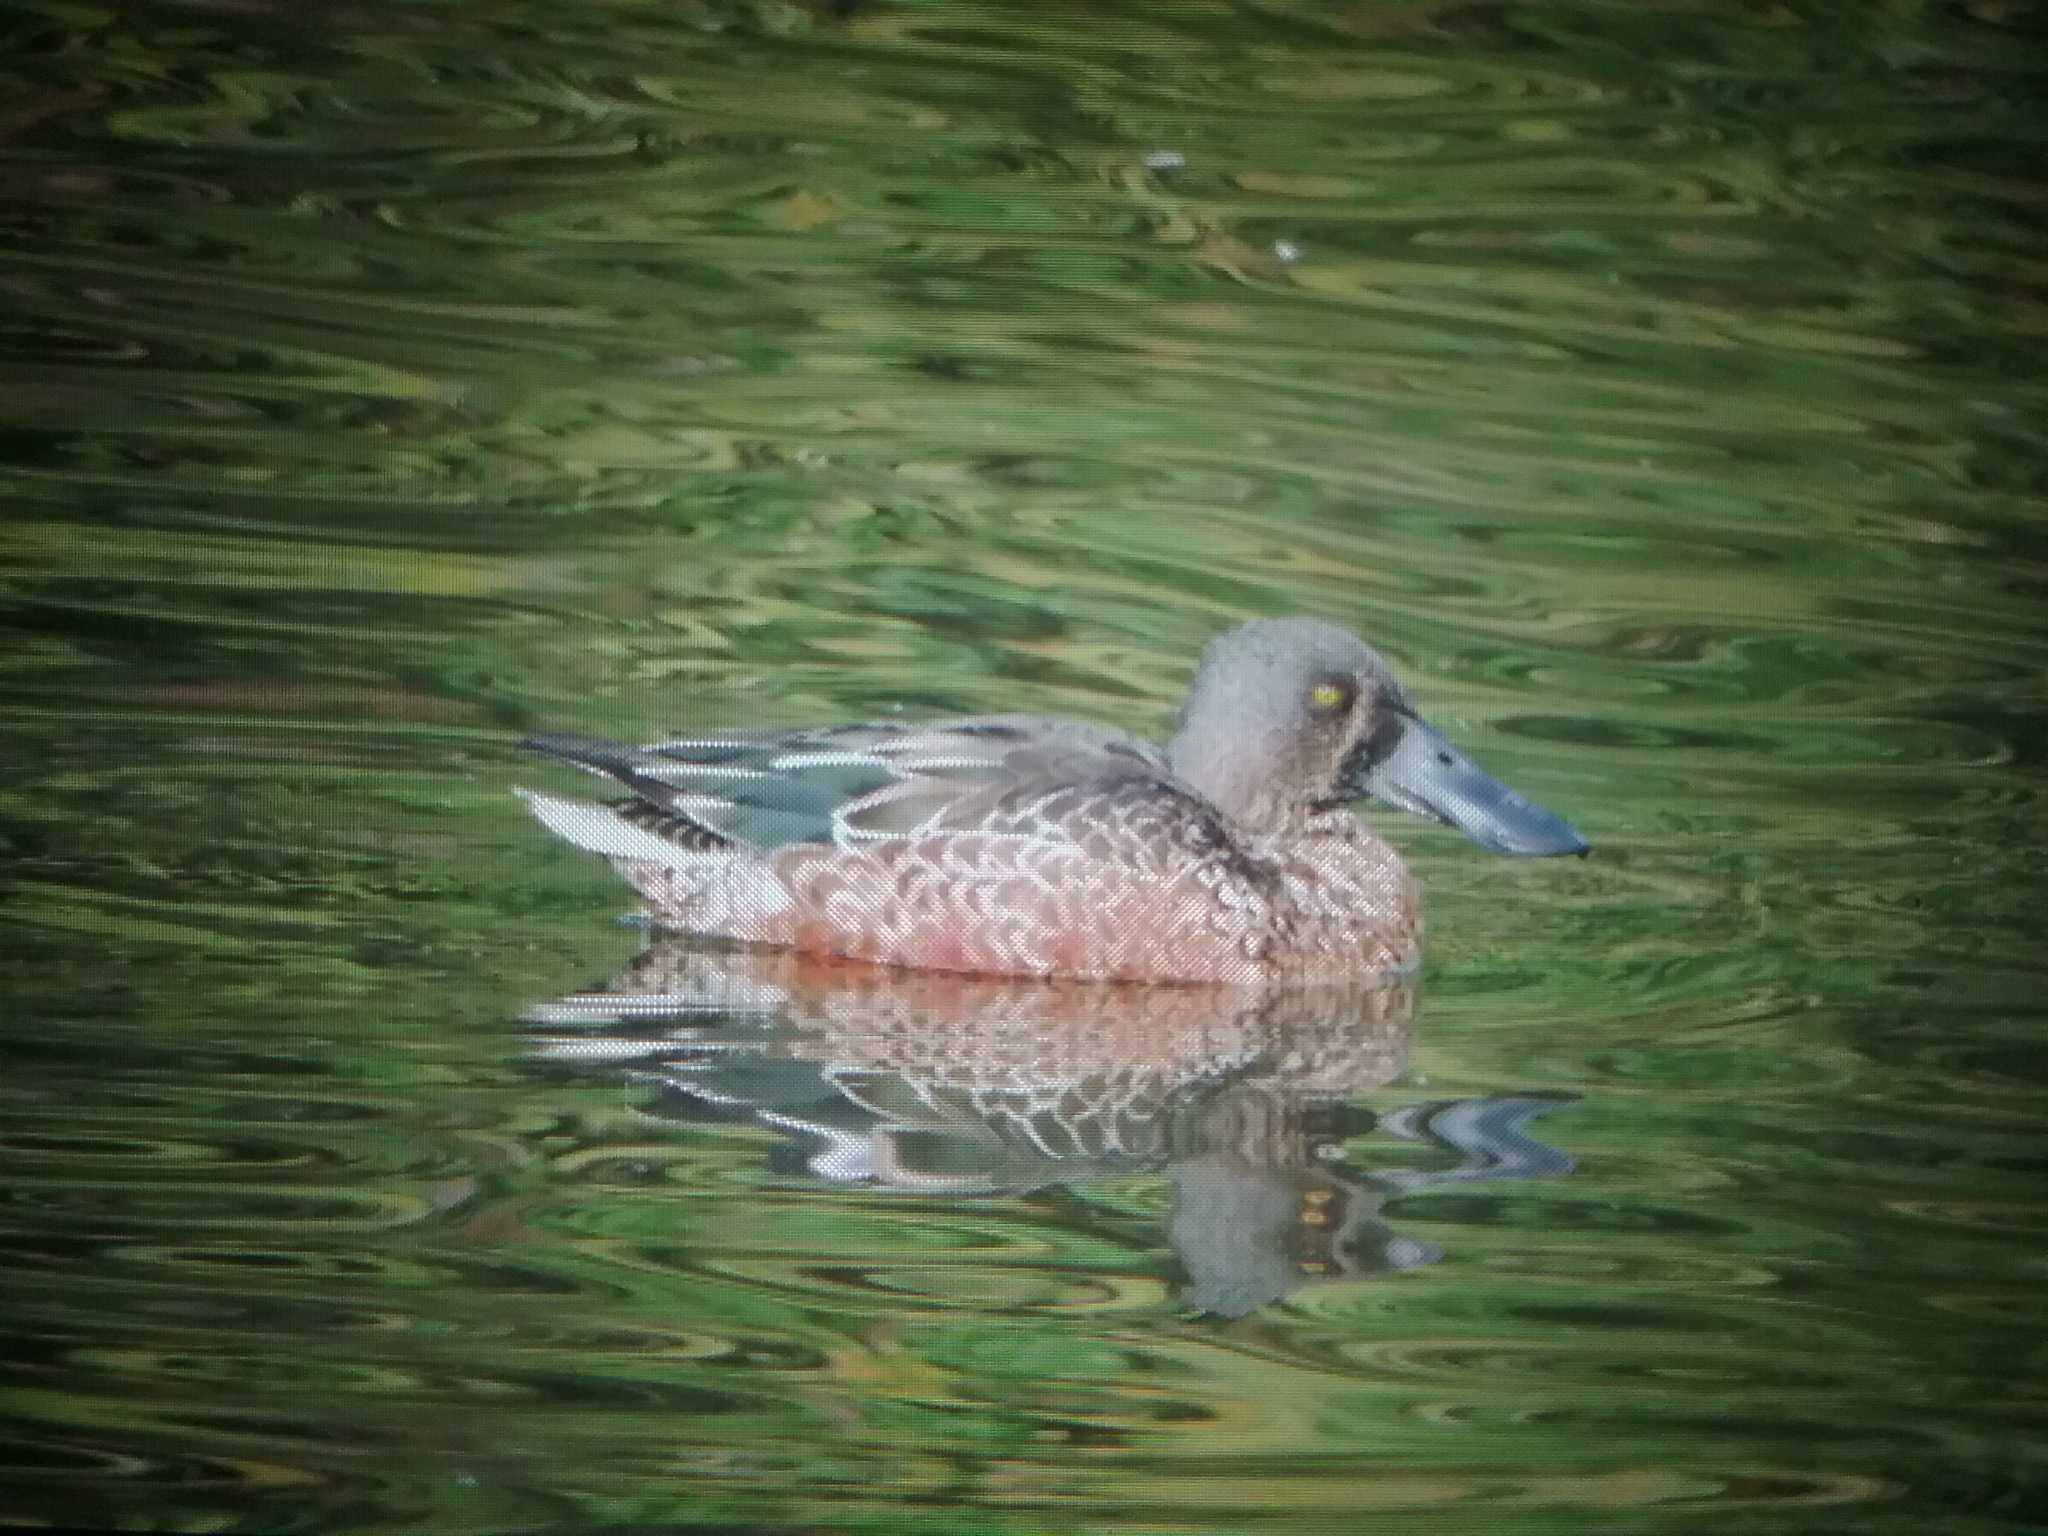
[[1167, 620, 1405, 833], [1166, 619, 1587, 856]]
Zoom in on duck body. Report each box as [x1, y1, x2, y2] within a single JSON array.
[[518, 620, 1586, 983]]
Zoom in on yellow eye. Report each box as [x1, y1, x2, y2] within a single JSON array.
[[1309, 679, 1352, 713]]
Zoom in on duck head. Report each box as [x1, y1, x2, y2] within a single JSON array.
[[1165, 618, 1587, 856]]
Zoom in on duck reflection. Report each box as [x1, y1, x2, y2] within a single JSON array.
[[525, 941, 1573, 1317]]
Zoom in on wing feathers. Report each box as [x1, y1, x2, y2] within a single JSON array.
[[521, 719, 1180, 857]]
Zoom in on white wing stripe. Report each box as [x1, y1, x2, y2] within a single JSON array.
[[636, 763, 776, 784], [766, 750, 893, 772]]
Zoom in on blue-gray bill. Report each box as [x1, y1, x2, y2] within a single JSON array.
[[1362, 716, 1589, 858]]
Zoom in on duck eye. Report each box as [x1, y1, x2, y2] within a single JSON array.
[[1308, 678, 1354, 714]]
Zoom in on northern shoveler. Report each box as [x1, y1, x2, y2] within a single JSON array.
[[517, 618, 1586, 982]]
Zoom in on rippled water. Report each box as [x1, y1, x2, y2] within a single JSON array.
[[4, 0, 2046, 1531]]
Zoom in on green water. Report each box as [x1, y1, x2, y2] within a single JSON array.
[[4, 0, 2046, 1531]]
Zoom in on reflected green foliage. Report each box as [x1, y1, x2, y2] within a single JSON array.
[[2, 0, 2047, 1530]]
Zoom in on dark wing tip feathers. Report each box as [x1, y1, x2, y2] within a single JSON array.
[[522, 734, 638, 775], [522, 734, 703, 816]]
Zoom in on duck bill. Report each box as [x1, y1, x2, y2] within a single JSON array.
[[1360, 715, 1588, 858]]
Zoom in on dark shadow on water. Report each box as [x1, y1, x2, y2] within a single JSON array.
[[525, 939, 1576, 1318]]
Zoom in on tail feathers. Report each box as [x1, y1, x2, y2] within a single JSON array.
[[516, 788, 720, 870]]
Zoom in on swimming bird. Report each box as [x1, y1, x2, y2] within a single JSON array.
[[517, 618, 1586, 982]]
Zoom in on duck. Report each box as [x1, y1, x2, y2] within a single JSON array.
[[516, 618, 1586, 983]]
